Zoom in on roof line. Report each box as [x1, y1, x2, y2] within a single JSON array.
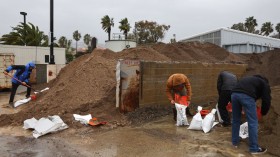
[[180, 27, 280, 42]]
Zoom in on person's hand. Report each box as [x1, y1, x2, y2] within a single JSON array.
[[21, 82, 27, 86], [3, 71, 8, 75], [188, 101, 191, 105], [171, 100, 175, 104]]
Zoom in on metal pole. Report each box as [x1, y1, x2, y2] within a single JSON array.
[[49, 0, 55, 64], [20, 12, 27, 46]]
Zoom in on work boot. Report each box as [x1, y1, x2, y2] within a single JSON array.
[[172, 108, 177, 121]]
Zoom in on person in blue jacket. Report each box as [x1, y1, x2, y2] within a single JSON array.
[[3, 62, 36, 107]]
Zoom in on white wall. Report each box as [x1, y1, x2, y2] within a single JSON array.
[[0, 45, 66, 65], [105, 40, 136, 52]]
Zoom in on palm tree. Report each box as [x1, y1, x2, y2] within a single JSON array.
[[231, 23, 246, 32], [245, 16, 258, 33], [101, 15, 114, 41], [83, 34, 91, 47], [276, 23, 280, 38], [261, 22, 274, 36], [73, 30, 81, 54], [58, 36, 67, 48], [119, 18, 131, 39], [0, 22, 47, 46]]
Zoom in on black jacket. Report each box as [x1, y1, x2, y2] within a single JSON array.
[[217, 71, 237, 94], [232, 75, 271, 115]]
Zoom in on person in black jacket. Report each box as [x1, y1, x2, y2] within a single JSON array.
[[217, 71, 237, 126], [231, 75, 271, 155]]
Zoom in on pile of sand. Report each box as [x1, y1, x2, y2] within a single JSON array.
[[242, 49, 280, 86]]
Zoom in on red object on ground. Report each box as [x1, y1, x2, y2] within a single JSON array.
[[200, 110, 210, 117], [174, 94, 189, 106], [227, 102, 262, 120], [88, 117, 107, 126], [31, 94, 36, 100]]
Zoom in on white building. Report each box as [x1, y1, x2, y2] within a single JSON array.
[[180, 28, 280, 53], [105, 33, 136, 52], [0, 45, 66, 65]]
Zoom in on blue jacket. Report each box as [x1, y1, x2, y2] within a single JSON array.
[[5, 62, 36, 84]]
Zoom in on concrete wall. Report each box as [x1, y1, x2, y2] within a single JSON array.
[[139, 62, 247, 107], [0, 45, 66, 65], [36, 64, 65, 83], [105, 40, 136, 52]]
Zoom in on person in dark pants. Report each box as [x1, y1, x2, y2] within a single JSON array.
[[217, 71, 237, 127], [166, 73, 192, 121], [3, 62, 36, 107], [231, 75, 271, 155]]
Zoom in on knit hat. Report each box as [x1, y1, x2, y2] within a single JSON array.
[[172, 74, 185, 86]]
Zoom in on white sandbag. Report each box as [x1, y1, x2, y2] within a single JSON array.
[[202, 109, 217, 133], [175, 103, 189, 126], [23, 117, 38, 129], [34, 87, 50, 94], [239, 122, 248, 139], [216, 103, 223, 123], [32, 115, 68, 138], [188, 106, 203, 130], [14, 98, 31, 108], [73, 114, 92, 125]]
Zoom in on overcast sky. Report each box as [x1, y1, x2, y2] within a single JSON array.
[[0, 0, 279, 46]]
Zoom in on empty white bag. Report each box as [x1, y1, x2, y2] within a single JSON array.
[[239, 122, 249, 139]]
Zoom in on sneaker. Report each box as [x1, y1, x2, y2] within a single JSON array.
[[233, 145, 238, 149], [251, 147, 267, 155]]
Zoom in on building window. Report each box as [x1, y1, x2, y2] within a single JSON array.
[[45, 55, 49, 63]]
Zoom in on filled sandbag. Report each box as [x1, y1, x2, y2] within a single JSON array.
[[188, 106, 203, 130], [175, 103, 189, 126], [202, 109, 217, 133]]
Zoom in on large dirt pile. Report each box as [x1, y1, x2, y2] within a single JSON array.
[[151, 42, 246, 63], [242, 49, 280, 86], [259, 86, 280, 156]]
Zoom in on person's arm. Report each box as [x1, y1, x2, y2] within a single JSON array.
[[5, 65, 25, 73], [166, 76, 174, 104], [261, 83, 271, 115], [183, 75, 192, 101]]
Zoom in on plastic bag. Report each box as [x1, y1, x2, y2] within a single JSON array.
[[239, 122, 248, 139], [188, 106, 203, 130], [175, 103, 189, 126], [202, 109, 217, 133]]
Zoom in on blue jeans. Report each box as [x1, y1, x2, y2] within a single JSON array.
[[231, 92, 259, 152]]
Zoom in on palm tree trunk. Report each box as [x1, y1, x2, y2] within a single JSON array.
[[76, 41, 77, 55]]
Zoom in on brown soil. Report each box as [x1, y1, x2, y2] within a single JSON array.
[[0, 42, 279, 156], [241, 49, 280, 86]]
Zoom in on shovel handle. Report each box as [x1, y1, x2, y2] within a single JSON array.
[[3, 72, 32, 88]]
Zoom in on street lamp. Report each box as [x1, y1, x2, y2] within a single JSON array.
[[20, 12, 27, 46]]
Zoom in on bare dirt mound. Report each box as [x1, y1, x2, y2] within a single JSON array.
[[259, 85, 280, 156], [151, 42, 246, 63], [243, 49, 280, 86], [117, 46, 171, 61]]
